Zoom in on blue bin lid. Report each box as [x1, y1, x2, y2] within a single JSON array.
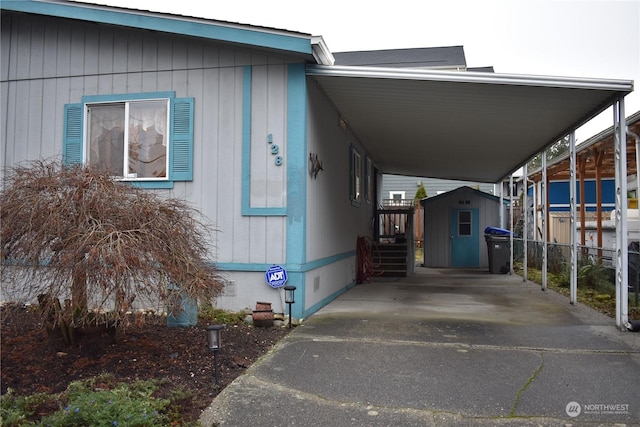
[[484, 226, 516, 237]]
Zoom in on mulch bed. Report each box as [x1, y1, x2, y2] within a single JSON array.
[[1, 303, 289, 423]]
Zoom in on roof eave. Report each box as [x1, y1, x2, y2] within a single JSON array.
[[2, 0, 315, 57], [306, 65, 634, 92]]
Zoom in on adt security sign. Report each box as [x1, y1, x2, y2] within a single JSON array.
[[265, 265, 288, 289]]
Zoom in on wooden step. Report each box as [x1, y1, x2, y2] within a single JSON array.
[[373, 242, 408, 277]]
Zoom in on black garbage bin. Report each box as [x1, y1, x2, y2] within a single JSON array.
[[484, 227, 513, 274]]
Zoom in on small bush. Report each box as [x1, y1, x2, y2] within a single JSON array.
[[577, 258, 614, 294], [39, 379, 170, 427], [199, 302, 248, 324], [1, 389, 49, 426], [0, 375, 197, 427]]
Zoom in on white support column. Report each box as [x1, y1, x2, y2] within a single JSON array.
[[570, 132, 577, 304], [542, 150, 547, 291], [499, 181, 504, 229], [614, 97, 629, 329], [523, 164, 528, 282], [510, 174, 514, 275]]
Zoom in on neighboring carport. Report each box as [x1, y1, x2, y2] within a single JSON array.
[[306, 64, 634, 328]]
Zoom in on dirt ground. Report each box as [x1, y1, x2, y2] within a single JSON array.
[[0, 303, 289, 423]]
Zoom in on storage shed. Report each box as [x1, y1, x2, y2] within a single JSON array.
[[421, 186, 508, 268]]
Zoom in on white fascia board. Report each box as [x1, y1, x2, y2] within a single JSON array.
[[306, 65, 634, 92], [311, 36, 334, 65]]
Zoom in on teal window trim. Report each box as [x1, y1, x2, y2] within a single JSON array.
[[81, 92, 175, 103], [63, 91, 193, 190], [241, 66, 287, 216]]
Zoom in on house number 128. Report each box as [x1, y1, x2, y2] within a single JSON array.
[[268, 134, 283, 166]]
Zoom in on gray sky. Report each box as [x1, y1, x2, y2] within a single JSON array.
[[83, 0, 639, 142]]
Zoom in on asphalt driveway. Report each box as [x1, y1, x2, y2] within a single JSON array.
[[201, 268, 640, 426]]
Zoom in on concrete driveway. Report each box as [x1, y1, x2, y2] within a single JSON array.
[[201, 268, 640, 426]]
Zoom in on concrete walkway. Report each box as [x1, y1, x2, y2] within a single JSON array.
[[200, 268, 640, 426]]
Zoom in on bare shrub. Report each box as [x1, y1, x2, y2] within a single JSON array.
[[1, 160, 223, 341]]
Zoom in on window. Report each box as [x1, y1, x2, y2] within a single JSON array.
[[365, 157, 373, 203], [88, 100, 169, 179], [458, 210, 472, 236], [389, 191, 405, 205], [350, 146, 362, 205], [63, 92, 194, 189]]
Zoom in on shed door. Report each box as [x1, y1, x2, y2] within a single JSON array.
[[450, 209, 479, 267]]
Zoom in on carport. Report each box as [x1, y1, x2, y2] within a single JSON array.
[[307, 64, 634, 329]]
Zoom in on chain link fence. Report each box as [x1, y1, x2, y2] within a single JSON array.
[[510, 238, 640, 308]]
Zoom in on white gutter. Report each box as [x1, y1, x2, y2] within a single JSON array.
[[306, 65, 634, 92]]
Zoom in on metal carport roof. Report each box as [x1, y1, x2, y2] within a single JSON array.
[[306, 65, 634, 183]]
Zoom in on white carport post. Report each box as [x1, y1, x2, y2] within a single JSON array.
[[541, 150, 547, 291], [499, 181, 504, 228], [510, 174, 514, 274], [614, 97, 629, 329], [522, 164, 528, 282], [569, 132, 577, 304]]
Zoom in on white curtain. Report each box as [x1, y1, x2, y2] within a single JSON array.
[[128, 101, 168, 178], [88, 104, 125, 176]]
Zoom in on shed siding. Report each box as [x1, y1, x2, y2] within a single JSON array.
[[423, 187, 502, 268], [424, 202, 451, 267]]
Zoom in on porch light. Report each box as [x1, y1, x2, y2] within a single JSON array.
[[284, 285, 296, 328], [205, 324, 225, 386]]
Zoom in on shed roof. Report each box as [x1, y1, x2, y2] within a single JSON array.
[[420, 186, 502, 207]]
